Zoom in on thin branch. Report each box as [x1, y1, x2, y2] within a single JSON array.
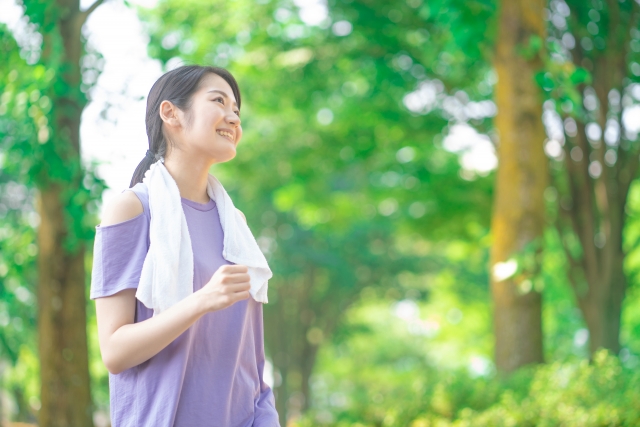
[[79, 0, 106, 26], [0, 333, 17, 365], [561, 128, 599, 275], [553, 215, 588, 302], [554, 219, 580, 269], [550, 170, 583, 269]]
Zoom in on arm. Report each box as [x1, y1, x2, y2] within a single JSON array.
[[95, 192, 252, 375], [96, 288, 206, 374]]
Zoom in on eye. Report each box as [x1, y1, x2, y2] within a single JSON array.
[[235, 110, 240, 117], [214, 96, 224, 104]]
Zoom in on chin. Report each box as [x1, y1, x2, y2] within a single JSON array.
[[218, 148, 237, 163]]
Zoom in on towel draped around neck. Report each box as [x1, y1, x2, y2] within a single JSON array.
[[136, 158, 271, 315]]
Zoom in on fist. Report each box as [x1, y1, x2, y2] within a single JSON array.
[[197, 264, 251, 312]]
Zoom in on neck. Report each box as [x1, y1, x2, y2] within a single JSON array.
[[162, 150, 213, 204]]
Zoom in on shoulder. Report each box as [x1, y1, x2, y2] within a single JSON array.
[[100, 190, 144, 227], [236, 208, 247, 224]]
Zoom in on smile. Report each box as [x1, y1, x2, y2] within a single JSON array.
[[216, 130, 234, 142]]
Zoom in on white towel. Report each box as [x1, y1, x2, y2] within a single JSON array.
[[136, 158, 271, 315]]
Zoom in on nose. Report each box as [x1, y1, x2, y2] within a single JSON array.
[[226, 112, 241, 127]]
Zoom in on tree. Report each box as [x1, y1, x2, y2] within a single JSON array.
[[543, 0, 640, 356], [388, 0, 640, 366], [489, 0, 548, 372], [1, 1, 107, 425]]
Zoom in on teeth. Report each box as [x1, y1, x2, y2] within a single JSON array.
[[217, 130, 233, 140]]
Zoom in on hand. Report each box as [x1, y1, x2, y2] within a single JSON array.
[[197, 264, 251, 312]]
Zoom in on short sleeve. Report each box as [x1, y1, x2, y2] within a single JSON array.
[[90, 212, 149, 299]]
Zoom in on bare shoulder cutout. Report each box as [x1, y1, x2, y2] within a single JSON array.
[[100, 190, 144, 227]]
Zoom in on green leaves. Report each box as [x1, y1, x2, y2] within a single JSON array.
[[519, 35, 544, 61], [0, 16, 107, 253], [300, 339, 640, 426], [569, 67, 590, 85], [535, 70, 556, 92], [135, 1, 498, 420]]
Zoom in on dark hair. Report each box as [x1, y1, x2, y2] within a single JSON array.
[[129, 65, 242, 187]]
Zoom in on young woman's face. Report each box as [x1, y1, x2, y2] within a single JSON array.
[[175, 73, 242, 163]]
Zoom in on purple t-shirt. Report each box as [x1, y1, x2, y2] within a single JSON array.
[[90, 182, 279, 427]]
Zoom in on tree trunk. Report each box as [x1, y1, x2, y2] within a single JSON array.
[[29, 0, 103, 425], [264, 265, 341, 425], [490, 0, 547, 373], [265, 281, 298, 426], [267, 302, 290, 427], [265, 270, 317, 426], [575, 249, 626, 356], [36, 185, 93, 427]]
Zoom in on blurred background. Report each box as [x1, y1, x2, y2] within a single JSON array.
[[1, 0, 640, 426]]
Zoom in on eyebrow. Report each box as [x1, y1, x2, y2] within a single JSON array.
[[207, 89, 238, 109]]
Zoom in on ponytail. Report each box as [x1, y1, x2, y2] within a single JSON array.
[[129, 150, 161, 188]]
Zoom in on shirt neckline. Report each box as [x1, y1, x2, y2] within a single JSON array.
[[180, 196, 216, 212]]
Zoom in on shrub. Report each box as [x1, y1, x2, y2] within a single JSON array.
[[296, 350, 640, 427]]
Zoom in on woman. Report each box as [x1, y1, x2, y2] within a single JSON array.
[[90, 65, 280, 426]]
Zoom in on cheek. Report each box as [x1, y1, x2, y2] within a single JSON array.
[[195, 105, 222, 127], [208, 108, 225, 125]]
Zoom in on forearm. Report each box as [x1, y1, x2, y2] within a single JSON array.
[[103, 292, 205, 374]]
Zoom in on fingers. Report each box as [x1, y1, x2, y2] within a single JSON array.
[[217, 265, 250, 283], [219, 264, 248, 274], [209, 264, 252, 307], [231, 290, 251, 303], [226, 281, 251, 293], [220, 273, 250, 285]]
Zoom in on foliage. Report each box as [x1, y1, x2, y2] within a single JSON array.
[[130, 0, 640, 421], [137, 0, 495, 241], [0, 23, 42, 422], [137, 0, 497, 420], [1, 2, 108, 253], [1, 0, 640, 424], [295, 294, 639, 427]]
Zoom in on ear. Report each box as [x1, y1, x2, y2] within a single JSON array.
[[159, 100, 182, 128]]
